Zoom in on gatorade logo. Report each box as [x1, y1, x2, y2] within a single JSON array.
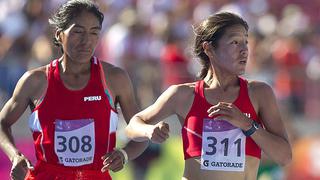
[[203, 160, 209, 167], [84, 96, 101, 102]]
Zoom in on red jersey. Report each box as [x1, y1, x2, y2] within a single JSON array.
[[182, 77, 262, 160], [28, 57, 117, 174]]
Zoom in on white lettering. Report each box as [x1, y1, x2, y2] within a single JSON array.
[[84, 96, 101, 102], [64, 156, 93, 163], [244, 113, 251, 118]]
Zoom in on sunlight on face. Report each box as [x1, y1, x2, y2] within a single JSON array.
[[213, 24, 249, 75], [59, 10, 101, 63]]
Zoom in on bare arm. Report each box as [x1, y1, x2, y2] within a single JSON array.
[[101, 65, 148, 172], [0, 70, 42, 160], [249, 82, 292, 166], [110, 67, 148, 160], [125, 85, 187, 142], [207, 81, 292, 166], [0, 69, 46, 179]]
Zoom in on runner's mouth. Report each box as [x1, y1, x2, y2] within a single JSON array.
[[239, 60, 247, 64]]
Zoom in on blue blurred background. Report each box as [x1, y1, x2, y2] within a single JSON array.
[[1, 0, 320, 180]]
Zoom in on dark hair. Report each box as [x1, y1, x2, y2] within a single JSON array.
[[193, 12, 249, 79], [49, 0, 104, 50]]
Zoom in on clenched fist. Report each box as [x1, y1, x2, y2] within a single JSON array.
[[10, 153, 34, 180], [147, 121, 170, 144], [101, 149, 126, 173]]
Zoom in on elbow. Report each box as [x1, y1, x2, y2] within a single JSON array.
[[278, 155, 292, 166], [125, 116, 137, 139], [277, 148, 293, 166], [125, 127, 146, 142], [125, 125, 133, 139], [0, 120, 11, 130], [125, 120, 140, 141], [125, 116, 150, 142]]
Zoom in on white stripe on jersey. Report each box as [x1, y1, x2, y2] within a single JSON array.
[[183, 126, 202, 139], [29, 110, 42, 132], [109, 110, 118, 133]]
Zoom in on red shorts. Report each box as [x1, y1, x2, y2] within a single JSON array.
[[25, 161, 112, 180]]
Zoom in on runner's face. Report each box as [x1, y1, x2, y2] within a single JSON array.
[[213, 24, 248, 75], [59, 10, 101, 63]]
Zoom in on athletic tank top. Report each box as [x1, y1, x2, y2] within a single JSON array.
[[181, 77, 261, 160], [28, 57, 118, 171]]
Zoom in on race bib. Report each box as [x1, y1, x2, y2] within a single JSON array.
[[201, 118, 245, 171], [54, 119, 95, 167]]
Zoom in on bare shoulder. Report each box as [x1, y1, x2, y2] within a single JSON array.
[[16, 65, 48, 99], [166, 82, 196, 99], [247, 80, 274, 95], [100, 61, 130, 88], [99, 61, 134, 101], [26, 66, 47, 83], [100, 61, 127, 80], [162, 82, 196, 118], [247, 80, 276, 109]]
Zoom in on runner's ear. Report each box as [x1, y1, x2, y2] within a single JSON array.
[[55, 30, 61, 43], [202, 41, 210, 52], [202, 41, 215, 59]]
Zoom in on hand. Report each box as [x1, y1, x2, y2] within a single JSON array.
[[147, 121, 170, 144], [207, 102, 251, 130], [10, 153, 34, 180], [101, 149, 125, 173]]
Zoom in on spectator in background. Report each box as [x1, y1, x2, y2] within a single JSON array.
[[272, 37, 306, 114], [160, 30, 192, 89]]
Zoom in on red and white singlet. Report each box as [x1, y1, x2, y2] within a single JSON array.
[[27, 57, 117, 179], [182, 77, 262, 171]]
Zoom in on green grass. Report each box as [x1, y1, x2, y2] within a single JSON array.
[[110, 164, 134, 180], [145, 136, 184, 180], [111, 136, 184, 180]]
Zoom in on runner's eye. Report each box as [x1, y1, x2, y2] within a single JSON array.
[[231, 40, 238, 45]]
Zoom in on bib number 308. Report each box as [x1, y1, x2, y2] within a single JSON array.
[[54, 119, 95, 167], [56, 135, 92, 153]]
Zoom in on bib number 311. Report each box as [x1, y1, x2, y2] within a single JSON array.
[[201, 119, 246, 171]]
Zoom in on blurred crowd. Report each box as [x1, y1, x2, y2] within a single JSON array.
[[1, 0, 320, 180]]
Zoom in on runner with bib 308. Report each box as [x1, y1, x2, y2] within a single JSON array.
[[0, 1, 147, 179]]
